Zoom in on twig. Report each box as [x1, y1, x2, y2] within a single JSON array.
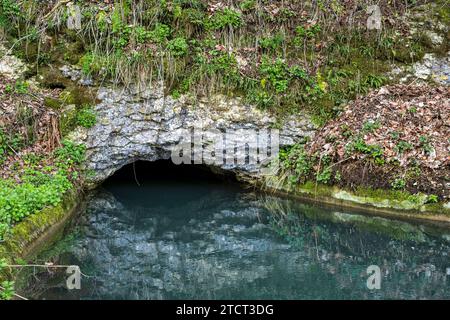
[[133, 161, 141, 186], [42, 0, 72, 21], [6, 143, 20, 157]]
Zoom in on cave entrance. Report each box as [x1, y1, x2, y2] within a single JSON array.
[[103, 160, 238, 187], [100, 160, 243, 211]]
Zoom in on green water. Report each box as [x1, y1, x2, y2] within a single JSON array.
[[24, 162, 450, 300]]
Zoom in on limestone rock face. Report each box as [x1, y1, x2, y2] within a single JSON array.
[[71, 86, 317, 186], [412, 53, 450, 84], [0, 43, 27, 79], [389, 51, 450, 85]]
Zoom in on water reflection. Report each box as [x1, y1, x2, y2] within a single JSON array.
[[24, 180, 450, 300]]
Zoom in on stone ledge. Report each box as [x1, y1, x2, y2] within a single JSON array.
[[263, 181, 450, 228], [0, 189, 83, 280]]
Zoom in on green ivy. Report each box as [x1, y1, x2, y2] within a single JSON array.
[[0, 171, 72, 240]]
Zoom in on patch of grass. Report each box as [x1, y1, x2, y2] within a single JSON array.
[[3, 0, 446, 127]]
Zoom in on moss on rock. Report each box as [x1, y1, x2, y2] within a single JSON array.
[[0, 189, 81, 283], [59, 104, 78, 136], [265, 175, 450, 224]]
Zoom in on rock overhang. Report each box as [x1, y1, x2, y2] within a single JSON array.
[[68, 86, 317, 186]]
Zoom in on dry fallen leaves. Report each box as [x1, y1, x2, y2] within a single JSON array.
[[306, 84, 449, 198]]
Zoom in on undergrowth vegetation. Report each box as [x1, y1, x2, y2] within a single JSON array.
[[271, 85, 449, 202], [2, 0, 448, 124], [0, 140, 85, 241]]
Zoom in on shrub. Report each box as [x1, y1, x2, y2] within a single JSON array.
[[259, 33, 285, 51], [278, 144, 314, 184], [0, 0, 20, 26], [134, 26, 153, 44], [208, 8, 242, 30], [149, 23, 171, 44], [294, 24, 321, 46], [260, 57, 290, 93], [179, 8, 206, 26], [167, 37, 189, 57]]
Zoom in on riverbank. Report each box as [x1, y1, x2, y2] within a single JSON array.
[[262, 181, 450, 227], [16, 166, 450, 300], [1, 162, 449, 299], [2, 166, 450, 274], [0, 189, 82, 282]]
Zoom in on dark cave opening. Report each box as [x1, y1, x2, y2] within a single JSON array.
[[99, 160, 244, 211], [103, 160, 239, 187]]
